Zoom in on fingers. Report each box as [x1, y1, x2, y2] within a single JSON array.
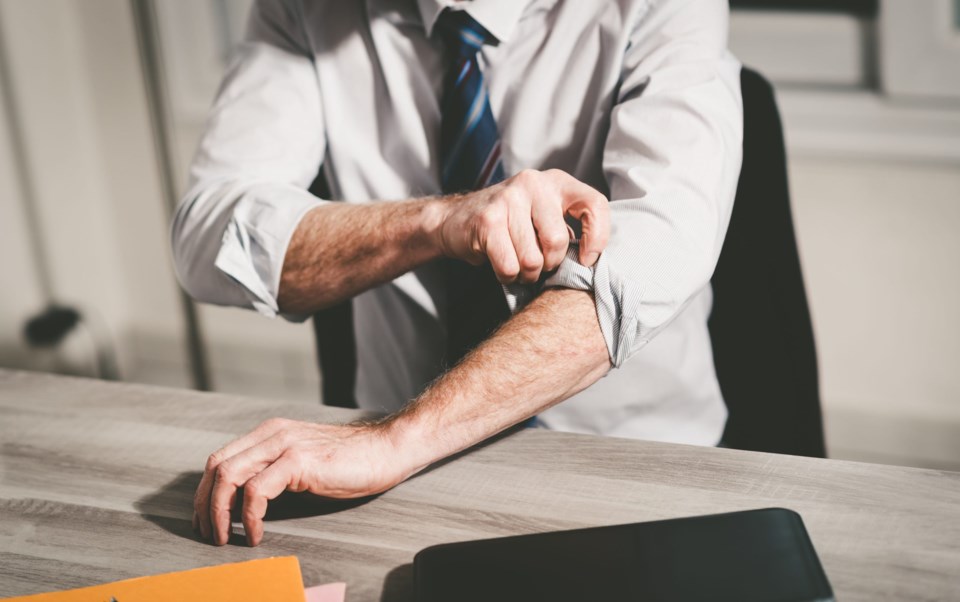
[[484, 219, 521, 284], [241, 454, 300, 547], [194, 473, 214, 540], [209, 488, 237, 547], [208, 433, 289, 546], [556, 173, 610, 267], [194, 418, 288, 542], [577, 200, 610, 267], [530, 193, 570, 272], [507, 198, 544, 283], [468, 170, 607, 277]]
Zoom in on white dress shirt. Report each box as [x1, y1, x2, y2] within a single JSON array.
[[171, 0, 744, 446]]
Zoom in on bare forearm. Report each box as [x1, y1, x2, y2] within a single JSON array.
[[195, 287, 612, 546], [276, 169, 610, 314], [388, 288, 612, 474], [278, 199, 445, 313]]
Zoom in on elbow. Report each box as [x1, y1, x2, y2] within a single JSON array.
[[171, 249, 208, 306], [169, 190, 220, 306], [608, 255, 717, 368], [169, 202, 200, 303]]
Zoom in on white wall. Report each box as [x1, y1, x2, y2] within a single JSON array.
[[0, 0, 132, 377], [790, 157, 960, 469], [0, 56, 45, 369], [0, 1, 957, 468]]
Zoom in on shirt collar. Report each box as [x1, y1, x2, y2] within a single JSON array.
[[415, 0, 534, 43]]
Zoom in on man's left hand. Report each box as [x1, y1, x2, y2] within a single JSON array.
[[193, 418, 409, 546]]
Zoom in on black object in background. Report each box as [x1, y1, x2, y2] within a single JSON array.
[[308, 171, 359, 409], [730, 0, 877, 17], [23, 304, 119, 380], [414, 508, 834, 602], [709, 68, 826, 458]]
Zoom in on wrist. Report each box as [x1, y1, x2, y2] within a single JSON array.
[[419, 195, 455, 259], [377, 403, 439, 478]]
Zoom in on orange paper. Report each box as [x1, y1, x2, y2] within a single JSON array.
[[2, 556, 307, 602]]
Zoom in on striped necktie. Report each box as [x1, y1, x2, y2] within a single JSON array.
[[436, 9, 511, 365], [438, 10, 505, 191]]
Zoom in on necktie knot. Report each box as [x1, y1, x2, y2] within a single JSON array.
[[435, 9, 495, 59]]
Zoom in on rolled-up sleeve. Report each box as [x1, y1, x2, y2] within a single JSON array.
[[542, 0, 743, 367], [170, 0, 326, 319]]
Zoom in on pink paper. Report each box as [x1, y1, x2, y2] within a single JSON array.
[[304, 583, 347, 602]]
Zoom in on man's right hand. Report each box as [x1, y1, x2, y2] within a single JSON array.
[[430, 169, 610, 284]]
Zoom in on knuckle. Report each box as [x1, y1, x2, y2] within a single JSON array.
[[243, 480, 261, 499], [503, 189, 530, 214], [496, 187, 518, 208], [275, 428, 295, 447], [205, 451, 223, 471], [478, 206, 503, 231], [545, 230, 569, 250], [499, 264, 519, 281], [214, 463, 233, 484], [519, 253, 543, 272], [262, 417, 287, 430], [285, 447, 308, 466], [514, 168, 537, 184]]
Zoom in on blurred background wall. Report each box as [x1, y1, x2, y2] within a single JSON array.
[[0, 0, 958, 469]]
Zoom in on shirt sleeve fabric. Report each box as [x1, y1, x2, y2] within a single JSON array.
[[170, 0, 325, 319], [540, 0, 744, 368]]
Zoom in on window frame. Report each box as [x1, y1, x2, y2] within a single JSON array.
[[879, 0, 960, 101]]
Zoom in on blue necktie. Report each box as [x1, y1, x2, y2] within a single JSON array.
[[436, 10, 511, 365], [437, 10, 506, 193]]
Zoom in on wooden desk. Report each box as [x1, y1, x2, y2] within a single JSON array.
[[1, 369, 958, 601]]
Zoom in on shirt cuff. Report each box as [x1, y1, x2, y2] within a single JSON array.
[[498, 245, 624, 366], [213, 184, 325, 321], [543, 242, 631, 367]]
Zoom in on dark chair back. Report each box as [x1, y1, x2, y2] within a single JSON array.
[[708, 68, 826, 457], [309, 172, 358, 409]]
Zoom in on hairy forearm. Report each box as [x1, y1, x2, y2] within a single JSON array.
[[388, 288, 612, 474], [195, 287, 611, 547], [276, 169, 610, 314], [277, 199, 445, 313]]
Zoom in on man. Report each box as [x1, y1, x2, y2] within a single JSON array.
[[172, 0, 742, 547]]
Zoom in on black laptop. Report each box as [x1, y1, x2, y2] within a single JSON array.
[[414, 507, 834, 602]]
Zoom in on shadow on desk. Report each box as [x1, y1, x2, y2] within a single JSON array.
[[134, 471, 375, 544], [133, 472, 201, 541], [136, 472, 417, 600]]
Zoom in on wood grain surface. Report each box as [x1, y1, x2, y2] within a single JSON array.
[[1, 369, 958, 601]]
